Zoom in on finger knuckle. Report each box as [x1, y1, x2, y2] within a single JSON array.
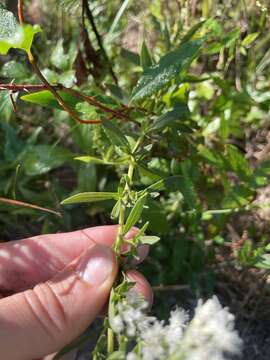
[[23, 282, 67, 339]]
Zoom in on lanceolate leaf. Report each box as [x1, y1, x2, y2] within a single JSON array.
[[141, 175, 182, 193], [75, 156, 128, 166], [139, 235, 160, 245], [102, 120, 130, 150], [131, 40, 202, 101], [21, 90, 79, 110], [61, 192, 118, 205], [123, 193, 148, 234], [140, 40, 153, 69], [153, 103, 190, 130]]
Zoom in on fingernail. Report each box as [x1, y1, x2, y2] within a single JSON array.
[[76, 245, 114, 286]]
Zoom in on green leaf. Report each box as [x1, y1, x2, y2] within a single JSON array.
[[222, 185, 253, 208], [225, 144, 252, 178], [181, 20, 206, 43], [0, 8, 41, 55], [106, 83, 128, 103], [241, 32, 259, 47], [102, 120, 130, 150], [153, 103, 190, 130], [123, 193, 148, 234], [179, 159, 198, 209], [139, 235, 160, 245], [0, 60, 31, 79], [140, 40, 153, 69], [61, 192, 118, 205], [21, 90, 80, 110], [255, 254, 270, 269], [111, 199, 121, 219], [75, 156, 128, 166], [131, 40, 202, 101], [142, 175, 182, 193], [120, 48, 140, 65], [23, 145, 71, 176], [265, 243, 270, 251], [109, 0, 131, 33]]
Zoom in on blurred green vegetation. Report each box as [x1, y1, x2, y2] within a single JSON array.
[[0, 0, 270, 295]]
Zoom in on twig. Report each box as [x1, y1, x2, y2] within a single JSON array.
[[0, 84, 61, 92], [63, 87, 130, 121], [82, 0, 118, 85], [17, 0, 24, 23], [0, 197, 61, 217], [17, 0, 102, 124], [0, 82, 134, 123]]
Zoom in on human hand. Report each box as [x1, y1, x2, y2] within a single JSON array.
[[0, 225, 152, 360]]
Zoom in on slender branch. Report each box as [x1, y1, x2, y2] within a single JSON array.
[[82, 0, 118, 85], [17, 1, 102, 124], [17, 0, 24, 23], [0, 82, 135, 123], [0, 84, 61, 92], [63, 87, 130, 122], [0, 197, 61, 217], [113, 135, 144, 254]]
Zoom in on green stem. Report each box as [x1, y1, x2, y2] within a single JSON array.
[[113, 133, 144, 254], [107, 328, 114, 354], [113, 160, 135, 254], [109, 133, 145, 355], [119, 334, 127, 353]]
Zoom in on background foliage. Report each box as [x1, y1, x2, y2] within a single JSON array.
[[0, 0, 270, 336]]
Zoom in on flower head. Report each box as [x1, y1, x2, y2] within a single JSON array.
[[111, 293, 242, 360]]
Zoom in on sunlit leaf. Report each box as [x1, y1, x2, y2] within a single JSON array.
[[139, 235, 160, 245], [0, 7, 41, 54], [123, 193, 147, 234], [131, 40, 202, 101], [102, 120, 130, 150], [61, 192, 118, 205], [21, 90, 79, 110]]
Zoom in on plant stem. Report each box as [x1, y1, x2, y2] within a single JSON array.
[[107, 328, 114, 354], [17, 0, 112, 125], [113, 134, 144, 254], [82, 0, 118, 85]]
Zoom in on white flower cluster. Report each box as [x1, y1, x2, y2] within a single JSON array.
[[110, 292, 242, 360]]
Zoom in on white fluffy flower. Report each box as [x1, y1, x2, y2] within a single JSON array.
[[112, 293, 242, 360], [110, 290, 154, 337], [178, 296, 243, 360]]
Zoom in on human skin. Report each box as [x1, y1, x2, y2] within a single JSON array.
[[0, 225, 152, 360]]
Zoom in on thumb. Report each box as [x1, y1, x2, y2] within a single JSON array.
[[0, 244, 118, 360]]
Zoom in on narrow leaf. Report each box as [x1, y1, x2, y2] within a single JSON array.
[[109, 0, 131, 33], [139, 235, 160, 245], [153, 103, 190, 130], [140, 40, 153, 69], [21, 90, 79, 111], [242, 32, 259, 47], [123, 193, 148, 234], [141, 175, 182, 193], [102, 120, 130, 150], [75, 156, 128, 166], [61, 192, 118, 205], [131, 40, 202, 101], [120, 48, 140, 65]]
